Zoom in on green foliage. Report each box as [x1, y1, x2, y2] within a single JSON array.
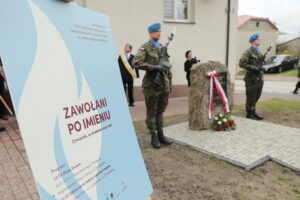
[[234, 98, 300, 113], [236, 70, 246, 76], [257, 99, 300, 112], [257, 167, 267, 174], [278, 176, 293, 181], [265, 69, 298, 77], [293, 189, 300, 195], [133, 120, 146, 129], [276, 49, 298, 57], [293, 189, 300, 200], [282, 167, 292, 174]]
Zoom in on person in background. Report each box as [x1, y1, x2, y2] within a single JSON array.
[[0, 57, 8, 132], [184, 50, 198, 87], [118, 44, 139, 107], [293, 64, 300, 94]]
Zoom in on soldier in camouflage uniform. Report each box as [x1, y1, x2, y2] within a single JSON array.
[[132, 23, 172, 149], [293, 64, 300, 94], [239, 34, 264, 120]]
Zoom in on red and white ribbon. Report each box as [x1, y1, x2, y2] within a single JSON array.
[[207, 70, 230, 119]]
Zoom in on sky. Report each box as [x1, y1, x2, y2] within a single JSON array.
[[238, 0, 300, 34]]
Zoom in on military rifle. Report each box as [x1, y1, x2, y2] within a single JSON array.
[[257, 46, 272, 73], [153, 28, 176, 86]]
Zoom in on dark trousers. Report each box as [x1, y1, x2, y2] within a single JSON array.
[[123, 80, 134, 105], [294, 81, 300, 93], [186, 74, 191, 87], [187, 77, 191, 87], [245, 80, 264, 113], [143, 89, 169, 131]]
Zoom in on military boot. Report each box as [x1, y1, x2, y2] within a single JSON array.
[[253, 110, 264, 120], [246, 111, 259, 120], [150, 130, 161, 149], [157, 129, 172, 145]]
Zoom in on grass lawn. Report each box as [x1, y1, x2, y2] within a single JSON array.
[[265, 69, 298, 77], [233, 98, 300, 128], [234, 98, 300, 113]]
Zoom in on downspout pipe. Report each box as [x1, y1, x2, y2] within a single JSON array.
[[226, 0, 231, 67]]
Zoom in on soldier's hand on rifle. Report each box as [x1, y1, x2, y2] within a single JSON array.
[[259, 66, 266, 72], [153, 65, 166, 73], [251, 68, 261, 75]]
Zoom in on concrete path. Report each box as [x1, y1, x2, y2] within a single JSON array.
[[235, 79, 298, 94], [164, 116, 300, 171], [0, 119, 39, 200]]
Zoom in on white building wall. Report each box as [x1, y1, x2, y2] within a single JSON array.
[[84, 0, 238, 86]]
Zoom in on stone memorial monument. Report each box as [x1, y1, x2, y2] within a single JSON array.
[[189, 61, 234, 130]]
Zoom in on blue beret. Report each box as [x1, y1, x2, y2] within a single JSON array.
[[148, 23, 161, 33], [249, 33, 259, 43]]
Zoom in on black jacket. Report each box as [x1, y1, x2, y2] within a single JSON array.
[[184, 59, 195, 79], [118, 54, 139, 82]]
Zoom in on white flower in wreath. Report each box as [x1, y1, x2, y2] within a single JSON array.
[[223, 118, 228, 123], [219, 114, 223, 117], [217, 121, 222, 125], [214, 117, 219, 121]]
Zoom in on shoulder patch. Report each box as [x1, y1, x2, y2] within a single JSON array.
[[243, 49, 250, 54]]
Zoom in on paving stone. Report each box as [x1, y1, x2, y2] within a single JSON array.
[[164, 116, 300, 171], [0, 119, 37, 200]]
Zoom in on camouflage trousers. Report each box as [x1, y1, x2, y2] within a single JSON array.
[[143, 89, 170, 131], [245, 80, 264, 113]]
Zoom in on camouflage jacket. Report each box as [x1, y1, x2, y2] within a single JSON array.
[[132, 41, 172, 90], [239, 47, 264, 82]]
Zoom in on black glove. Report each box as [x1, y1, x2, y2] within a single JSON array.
[[153, 65, 166, 73], [250, 68, 261, 75], [258, 66, 266, 72]]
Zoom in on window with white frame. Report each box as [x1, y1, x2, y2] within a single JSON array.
[[163, 0, 194, 22]]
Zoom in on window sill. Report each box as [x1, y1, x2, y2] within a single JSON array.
[[163, 20, 195, 24]]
